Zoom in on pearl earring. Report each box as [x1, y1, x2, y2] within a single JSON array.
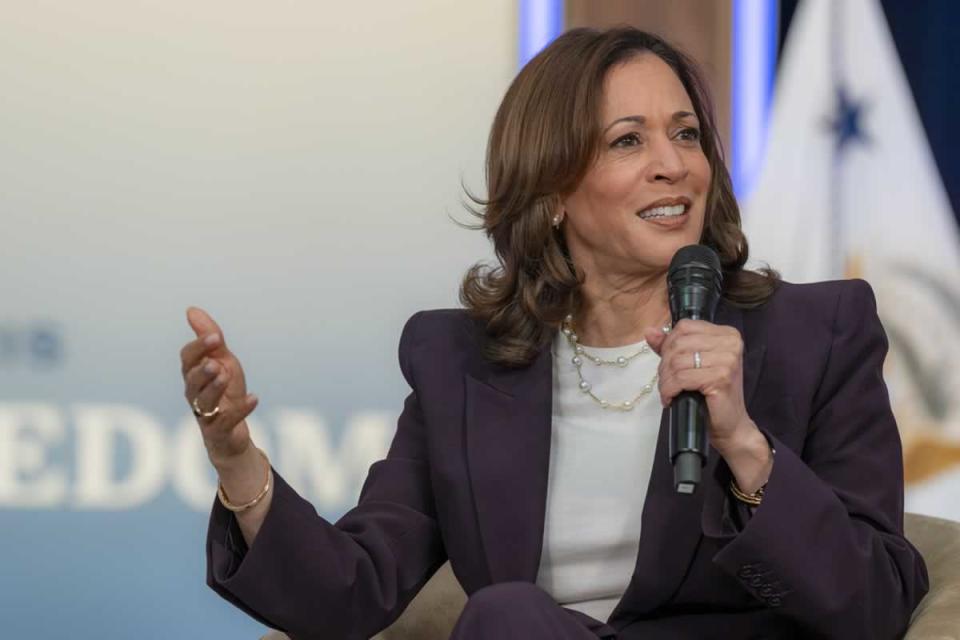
[[552, 214, 562, 227]]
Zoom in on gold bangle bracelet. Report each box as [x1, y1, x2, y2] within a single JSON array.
[[217, 448, 272, 513], [729, 442, 776, 507], [730, 479, 765, 506]]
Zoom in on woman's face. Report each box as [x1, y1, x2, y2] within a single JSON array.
[[561, 53, 711, 280]]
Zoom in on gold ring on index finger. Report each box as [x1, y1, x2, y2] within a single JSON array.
[[192, 397, 221, 420]]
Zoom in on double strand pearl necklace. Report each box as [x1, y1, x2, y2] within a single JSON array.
[[561, 314, 669, 412]]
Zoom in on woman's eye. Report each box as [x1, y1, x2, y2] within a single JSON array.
[[611, 132, 642, 148], [677, 127, 701, 142]]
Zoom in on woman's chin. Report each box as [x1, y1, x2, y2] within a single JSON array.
[[630, 225, 704, 260]]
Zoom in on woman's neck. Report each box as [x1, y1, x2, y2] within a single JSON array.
[[574, 271, 671, 347]]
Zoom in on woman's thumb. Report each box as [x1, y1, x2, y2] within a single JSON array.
[[644, 326, 667, 356], [186, 306, 223, 340]]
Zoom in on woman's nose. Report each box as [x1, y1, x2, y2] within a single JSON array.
[[647, 138, 689, 183]]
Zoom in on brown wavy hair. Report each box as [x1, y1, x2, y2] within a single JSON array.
[[460, 27, 779, 368]]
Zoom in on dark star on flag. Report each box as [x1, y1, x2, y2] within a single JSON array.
[[828, 84, 870, 151]]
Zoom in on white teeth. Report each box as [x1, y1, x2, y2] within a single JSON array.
[[639, 204, 686, 219]]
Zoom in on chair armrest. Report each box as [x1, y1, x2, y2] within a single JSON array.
[[259, 561, 467, 640], [904, 512, 960, 639], [379, 561, 466, 640]]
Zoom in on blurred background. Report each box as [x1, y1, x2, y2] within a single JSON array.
[[1, 1, 956, 637]]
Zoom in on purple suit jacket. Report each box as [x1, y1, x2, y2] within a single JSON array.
[[207, 279, 929, 640]]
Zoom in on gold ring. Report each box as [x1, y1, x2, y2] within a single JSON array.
[[192, 397, 221, 419]]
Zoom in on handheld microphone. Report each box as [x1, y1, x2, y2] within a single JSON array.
[[667, 244, 723, 495]]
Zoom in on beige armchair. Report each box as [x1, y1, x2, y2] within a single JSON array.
[[261, 512, 960, 640], [904, 513, 960, 639]]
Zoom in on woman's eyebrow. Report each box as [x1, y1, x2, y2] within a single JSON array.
[[603, 111, 698, 133]]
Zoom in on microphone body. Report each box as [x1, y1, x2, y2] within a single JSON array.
[[667, 245, 723, 495]]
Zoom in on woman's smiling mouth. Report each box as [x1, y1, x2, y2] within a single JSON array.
[[637, 196, 691, 225]]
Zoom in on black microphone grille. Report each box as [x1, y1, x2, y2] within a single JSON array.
[[668, 244, 721, 277]]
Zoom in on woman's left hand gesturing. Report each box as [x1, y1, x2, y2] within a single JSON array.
[[643, 318, 755, 457]]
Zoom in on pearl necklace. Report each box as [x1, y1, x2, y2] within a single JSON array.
[[560, 314, 669, 412]]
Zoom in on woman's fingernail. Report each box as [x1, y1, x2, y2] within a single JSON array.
[[204, 334, 220, 347], [203, 360, 218, 374]]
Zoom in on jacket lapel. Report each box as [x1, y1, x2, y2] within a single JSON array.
[[463, 300, 766, 602], [464, 343, 553, 584]]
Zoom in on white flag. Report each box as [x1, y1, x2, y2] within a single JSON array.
[[741, 0, 960, 518]]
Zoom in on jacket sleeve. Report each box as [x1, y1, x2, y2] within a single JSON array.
[[706, 279, 929, 639], [205, 311, 447, 640]]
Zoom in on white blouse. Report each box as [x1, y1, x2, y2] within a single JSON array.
[[535, 330, 663, 623]]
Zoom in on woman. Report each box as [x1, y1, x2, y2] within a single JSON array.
[[182, 28, 928, 639]]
